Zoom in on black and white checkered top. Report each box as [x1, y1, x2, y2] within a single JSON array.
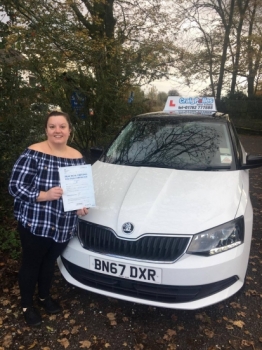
[[9, 149, 85, 242]]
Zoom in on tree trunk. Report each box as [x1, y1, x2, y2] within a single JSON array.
[[247, 0, 258, 97], [230, 0, 250, 94], [216, 0, 235, 99]]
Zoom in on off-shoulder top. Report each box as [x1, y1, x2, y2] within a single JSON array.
[[8, 149, 85, 242]]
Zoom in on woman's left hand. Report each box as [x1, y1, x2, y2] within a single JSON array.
[[77, 207, 89, 216]]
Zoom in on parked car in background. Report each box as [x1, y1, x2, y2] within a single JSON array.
[[58, 97, 262, 310]]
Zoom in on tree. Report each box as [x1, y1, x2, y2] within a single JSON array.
[[241, 0, 262, 96], [171, 0, 262, 98], [1, 0, 177, 155], [230, 0, 250, 95], [168, 89, 180, 96], [157, 91, 168, 104]]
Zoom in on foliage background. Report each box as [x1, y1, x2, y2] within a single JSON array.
[[1, 0, 262, 257]]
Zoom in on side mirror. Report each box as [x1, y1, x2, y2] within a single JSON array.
[[89, 147, 104, 164], [241, 154, 262, 169], [90, 147, 104, 156]]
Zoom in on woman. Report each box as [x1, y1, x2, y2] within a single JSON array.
[[9, 110, 88, 327]]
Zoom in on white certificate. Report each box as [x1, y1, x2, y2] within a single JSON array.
[[58, 164, 96, 212]]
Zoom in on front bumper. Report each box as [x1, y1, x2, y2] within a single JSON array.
[[58, 233, 249, 310]]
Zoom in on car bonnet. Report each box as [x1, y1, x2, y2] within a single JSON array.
[[86, 161, 244, 238]]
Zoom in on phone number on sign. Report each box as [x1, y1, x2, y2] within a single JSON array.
[[178, 105, 213, 110]]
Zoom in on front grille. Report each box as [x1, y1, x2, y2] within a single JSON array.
[[61, 256, 239, 303], [78, 220, 190, 262]]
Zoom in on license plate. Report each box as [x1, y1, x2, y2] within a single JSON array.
[[89, 256, 162, 284]]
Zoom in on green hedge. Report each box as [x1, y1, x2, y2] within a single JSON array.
[[216, 99, 262, 132]]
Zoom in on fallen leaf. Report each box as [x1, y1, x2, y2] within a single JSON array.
[[122, 317, 129, 322], [245, 289, 259, 296], [233, 320, 245, 329], [167, 344, 177, 350], [106, 312, 116, 320], [241, 340, 255, 347], [64, 313, 70, 319], [226, 324, 234, 330], [195, 313, 211, 324], [163, 329, 176, 341], [167, 329, 176, 337], [105, 344, 110, 348], [71, 325, 80, 334], [229, 339, 240, 349], [79, 340, 91, 348], [49, 315, 56, 321], [2, 334, 12, 348], [134, 344, 144, 350], [46, 326, 54, 332], [230, 302, 241, 309], [204, 329, 214, 338], [57, 338, 70, 349], [11, 286, 20, 296], [28, 340, 38, 349], [107, 312, 117, 325]]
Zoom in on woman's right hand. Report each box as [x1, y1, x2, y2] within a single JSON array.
[[37, 187, 63, 202]]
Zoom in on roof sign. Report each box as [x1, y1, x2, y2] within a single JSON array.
[[163, 96, 217, 114]]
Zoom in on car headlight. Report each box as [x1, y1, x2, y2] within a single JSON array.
[[187, 216, 244, 256]]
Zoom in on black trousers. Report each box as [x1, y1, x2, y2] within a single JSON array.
[[18, 222, 69, 308]]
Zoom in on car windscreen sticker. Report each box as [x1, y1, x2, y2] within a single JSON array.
[[220, 155, 232, 163], [220, 148, 231, 154]]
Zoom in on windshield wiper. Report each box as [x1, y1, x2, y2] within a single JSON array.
[[122, 162, 173, 168], [104, 159, 231, 171], [185, 165, 231, 171]]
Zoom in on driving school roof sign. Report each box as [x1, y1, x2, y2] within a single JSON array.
[[163, 96, 217, 113]]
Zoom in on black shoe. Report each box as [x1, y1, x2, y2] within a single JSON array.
[[23, 307, 42, 327], [38, 296, 61, 314]]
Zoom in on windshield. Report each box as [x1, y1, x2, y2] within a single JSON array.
[[102, 118, 234, 170]]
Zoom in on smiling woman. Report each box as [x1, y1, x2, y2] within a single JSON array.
[[8, 110, 89, 327]]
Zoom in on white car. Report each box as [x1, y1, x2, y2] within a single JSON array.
[[58, 98, 262, 309]]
